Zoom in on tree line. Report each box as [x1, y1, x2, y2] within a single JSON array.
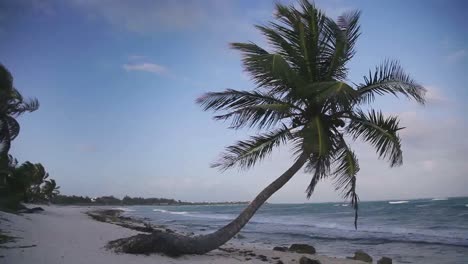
[[51, 194, 248, 206], [0, 64, 59, 210]]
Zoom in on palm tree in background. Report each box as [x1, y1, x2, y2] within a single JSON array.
[[109, 0, 425, 255], [4, 161, 57, 202], [0, 64, 39, 185], [41, 179, 60, 201], [23, 162, 50, 202]]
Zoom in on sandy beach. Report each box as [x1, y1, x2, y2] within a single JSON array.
[[0, 205, 366, 264]]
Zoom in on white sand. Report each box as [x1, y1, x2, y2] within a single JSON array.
[[0, 205, 364, 264]]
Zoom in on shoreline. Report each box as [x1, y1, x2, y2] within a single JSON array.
[[0, 205, 366, 264]]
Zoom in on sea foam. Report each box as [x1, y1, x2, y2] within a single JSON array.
[[112, 207, 135, 212], [389, 200, 409, 204]]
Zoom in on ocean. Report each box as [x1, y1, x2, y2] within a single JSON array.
[[119, 197, 468, 264]]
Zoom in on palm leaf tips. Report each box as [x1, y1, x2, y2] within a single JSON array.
[[347, 109, 403, 167], [358, 60, 426, 104], [212, 125, 292, 171]]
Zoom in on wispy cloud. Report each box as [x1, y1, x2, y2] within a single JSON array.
[[70, 0, 209, 33], [128, 55, 147, 60], [445, 49, 467, 63], [77, 144, 97, 153], [425, 86, 449, 105], [123, 62, 167, 75]]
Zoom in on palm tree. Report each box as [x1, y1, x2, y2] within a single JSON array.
[[108, 0, 425, 256], [0, 64, 39, 185], [6, 161, 49, 202], [41, 179, 60, 201], [24, 163, 50, 202]]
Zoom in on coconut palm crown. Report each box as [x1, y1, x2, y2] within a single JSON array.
[[0, 64, 39, 157], [197, 0, 426, 228]]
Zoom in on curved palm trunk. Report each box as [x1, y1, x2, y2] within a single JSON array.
[[108, 152, 309, 256]]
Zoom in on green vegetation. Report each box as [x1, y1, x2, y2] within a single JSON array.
[[0, 230, 15, 245], [109, 0, 425, 255], [0, 64, 59, 211], [51, 194, 248, 206]]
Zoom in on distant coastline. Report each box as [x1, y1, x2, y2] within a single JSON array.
[[51, 194, 249, 206]]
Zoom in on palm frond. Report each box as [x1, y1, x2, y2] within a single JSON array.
[[231, 43, 304, 95], [347, 109, 403, 167], [254, 24, 305, 74], [270, 1, 325, 81], [5, 116, 20, 140], [213, 103, 293, 130], [19, 97, 40, 113], [197, 89, 302, 129], [357, 60, 426, 104], [323, 11, 361, 79], [212, 125, 293, 170], [332, 139, 360, 228], [304, 154, 331, 198], [313, 81, 358, 112]]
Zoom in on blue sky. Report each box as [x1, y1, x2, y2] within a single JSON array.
[[1, 0, 467, 203]]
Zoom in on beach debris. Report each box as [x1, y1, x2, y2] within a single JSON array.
[[299, 256, 321, 264], [17, 207, 44, 214], [273, 246, 288, 252], [235, 233, 246, 239], [348, 250, 373, 263], [257, 254, 268, 261], [289, 244, 316, 254], [377, 256, 393, 264], [86, 209, 163, 233], [219, 247, 238, 253]]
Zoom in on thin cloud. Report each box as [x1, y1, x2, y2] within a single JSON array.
[[128, 55, 147, 60], [123, 62, 167, 75], [70, 0, 208, 33], [425, 86, 449, 105], [445, 49, 467, 63], [77, 144, 97, 153]]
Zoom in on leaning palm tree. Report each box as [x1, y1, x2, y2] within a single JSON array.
[[108, 0, 425, 256], [0, 64, 39, 185]]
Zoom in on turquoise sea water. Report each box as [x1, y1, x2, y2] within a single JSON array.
[[120, 197, 468, 264]]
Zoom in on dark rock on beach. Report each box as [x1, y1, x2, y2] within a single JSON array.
[[299, 256, 321, 264], [348, 250, 373, 263], [289, 244, 316, 254], [273, 246, 288, 252], [377, 256, 393, 264]]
